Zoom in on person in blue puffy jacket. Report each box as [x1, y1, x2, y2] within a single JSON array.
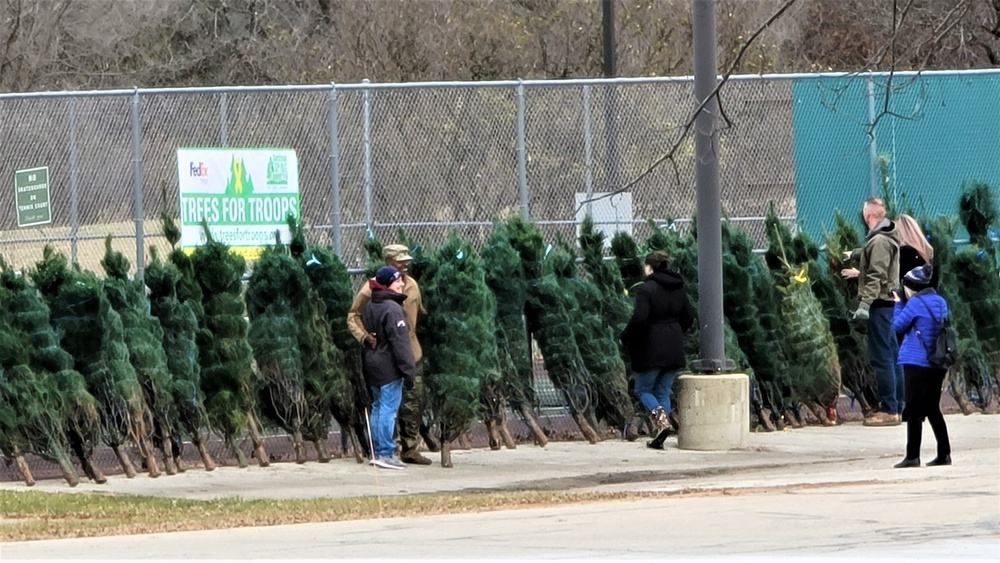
[[890, 264, 952, 468]]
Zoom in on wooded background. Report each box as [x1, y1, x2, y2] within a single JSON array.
[[1, 0, 998, 92]]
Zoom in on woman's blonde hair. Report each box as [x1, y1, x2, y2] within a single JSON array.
[[896, 213, 934, 263]]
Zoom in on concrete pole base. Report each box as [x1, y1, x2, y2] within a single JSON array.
[[676, 373, 749, 451]]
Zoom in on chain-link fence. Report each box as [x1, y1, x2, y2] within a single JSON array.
[[2, 71, 996, 482], [3, 70, 997, 275], [0, 75, 806, 276]]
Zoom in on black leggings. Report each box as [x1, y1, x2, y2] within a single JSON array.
[[902, 364, 951, 460]]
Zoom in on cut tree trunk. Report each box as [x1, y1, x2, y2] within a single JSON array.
[[440, 440, 453, 468], [497, 413, 517, 450], [246, 412, 270, 467], [195, 440, 216, 471], [55, 453, 80, 487], [757, 408, 777, 432], [232, 442, 248, 468], [132, 418, 161, 478], [13, 447, 35, 486], [314, 438, 331, 462], [571, 412, 600, 444], [70, 438, 107, 484], [517, 404, 548, 447], [293, 430, 306, 464], [948, 374, 977, 415], [158, 425, 178, 476], [112, 444, 138, 478], [486, 419, 502, 450]]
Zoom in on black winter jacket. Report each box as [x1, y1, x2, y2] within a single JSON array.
[[620, 270, 695, 372], [361, 288, 416, 389]]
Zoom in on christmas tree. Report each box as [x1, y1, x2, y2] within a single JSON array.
[[765, 207, 841, 424], [481, 220, 548, 447], [286, 216, 353, 462], [524, 239, 601, 444], [610, 231, 645, 291], [145, 246, 216, 470], [923, 215, 988, 413], [190, 224, 269, 467], [245, 235, 312, 463], [576, 218, 636, 439], [419, 233, 496, 467], [101, 237, 180, 475], [951, 182, 1000, 410], [0, 258, 104, 483], [0, 291, 80, 486], [31, 246, 160, 477], [720, 220, 786, 430], [289, 219, 367, 462]]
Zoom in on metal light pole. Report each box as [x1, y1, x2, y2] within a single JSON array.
[[602, 0, 621, 192], [690, 0, 732, 372]]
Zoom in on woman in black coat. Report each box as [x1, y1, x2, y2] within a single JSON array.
[[620, 251, 695, 443]]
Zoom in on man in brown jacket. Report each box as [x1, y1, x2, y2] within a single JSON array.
[[348, 244, 434, 464]]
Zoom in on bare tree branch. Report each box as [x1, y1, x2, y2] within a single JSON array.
[[579, 0, 801, 209]]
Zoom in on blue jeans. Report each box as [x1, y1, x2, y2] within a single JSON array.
[[369, 379, 403, 458], [633, 368, 679, 413], [867, 307, 905, 414]]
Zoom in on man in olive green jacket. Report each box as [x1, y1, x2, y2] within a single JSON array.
[[842, 197, 903, 427], [348, 244, 435, 464]]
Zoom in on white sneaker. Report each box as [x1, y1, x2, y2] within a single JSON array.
[[370, 456, 405, 470]]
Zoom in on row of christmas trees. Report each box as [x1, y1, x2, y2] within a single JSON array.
[[1, 182, 997, 487]]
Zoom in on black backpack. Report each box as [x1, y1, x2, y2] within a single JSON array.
[[915, 300, 957, 369]]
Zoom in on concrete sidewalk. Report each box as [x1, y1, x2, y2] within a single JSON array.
[[2, 413, 998, 560]]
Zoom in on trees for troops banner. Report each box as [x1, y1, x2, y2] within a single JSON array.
[[176, 148, 300, 258]]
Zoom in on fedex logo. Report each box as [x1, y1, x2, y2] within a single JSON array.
[[189, 162, 209, 177]]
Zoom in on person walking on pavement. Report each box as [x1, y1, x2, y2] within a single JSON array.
[[620, 250, 695, 450], [841, 197, 903, 427], [890, 264, 951, 468], [348, 244, 434, 465], [360, 266, 416, 470]]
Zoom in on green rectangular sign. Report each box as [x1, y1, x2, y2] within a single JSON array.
[[15, 166, 51, 227]]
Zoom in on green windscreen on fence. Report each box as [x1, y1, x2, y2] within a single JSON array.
[[792, 71, 1000, 241]]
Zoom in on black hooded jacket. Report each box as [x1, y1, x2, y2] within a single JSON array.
[[620, 270, 695, 372], [360, 288, 416, 389]]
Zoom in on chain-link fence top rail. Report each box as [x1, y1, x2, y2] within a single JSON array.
[[1, 70, 997, 276]]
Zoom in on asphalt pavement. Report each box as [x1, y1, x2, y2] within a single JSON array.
[[1, 413, 998, 561]]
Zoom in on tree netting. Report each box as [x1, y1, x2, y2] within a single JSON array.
[[288, 218, 366, 462], [0, 307, 80, 486], [245, 236, 311, 463], [949, 181, 1000, 410], [144, 246, 216, 471], [765, 207, 841, 421], [101, 237, 180, 475], [419, 233, 495, 466], [0, 257, 104, 484], [189, 225, 268, 468], [524, 240, 600, 444], [480, 220, 548, 447], [288, 217, 360, 462], [574, 218, 635, 440], [30, 246, 160, 478]]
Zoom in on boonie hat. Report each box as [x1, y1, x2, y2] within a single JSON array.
[[383, 244, 413, 262]]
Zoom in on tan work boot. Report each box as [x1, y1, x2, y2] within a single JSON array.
[[863, 411, 901, 427], [400, 449, 432, 465]]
